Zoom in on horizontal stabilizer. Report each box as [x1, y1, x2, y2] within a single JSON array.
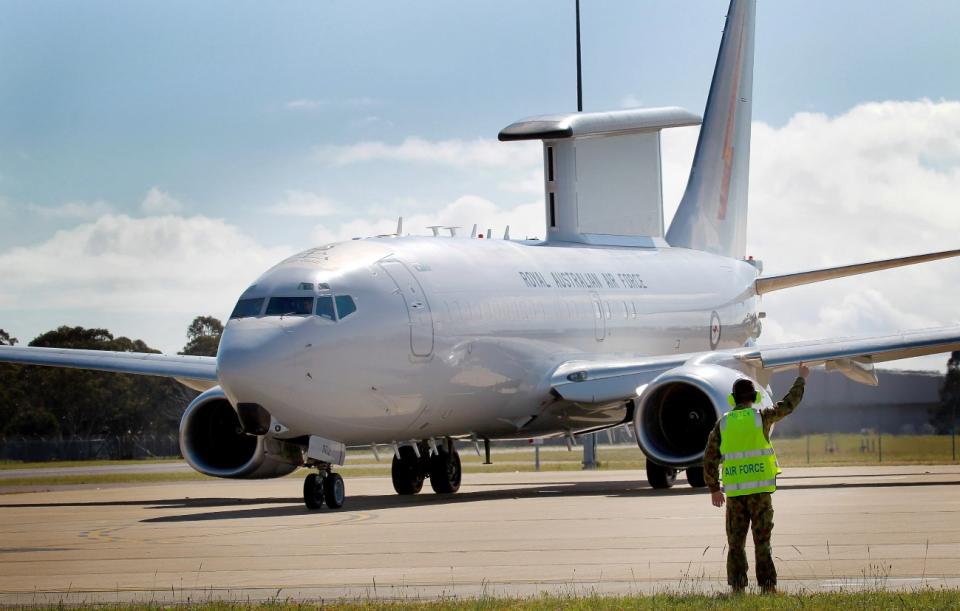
[[755, 248, 960, 295]]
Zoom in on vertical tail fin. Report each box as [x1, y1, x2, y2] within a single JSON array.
[[666, 0, 756, 258]]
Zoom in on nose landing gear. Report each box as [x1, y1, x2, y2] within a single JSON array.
[[303, 467, 345, 510]]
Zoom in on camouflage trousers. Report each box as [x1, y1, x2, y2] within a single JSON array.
[[726, 492, 776, 590]]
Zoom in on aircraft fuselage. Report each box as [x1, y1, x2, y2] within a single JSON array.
[[217, 237, 761, 445]]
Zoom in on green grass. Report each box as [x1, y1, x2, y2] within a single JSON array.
[[774, 433, 959, 465], [25, 590, 960, 610]]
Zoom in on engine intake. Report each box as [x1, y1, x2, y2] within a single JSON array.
[[179, 387, 301, 479], [633, 364, 767, 468]]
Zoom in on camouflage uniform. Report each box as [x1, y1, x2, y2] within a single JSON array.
[[703, 377, 805, 591]]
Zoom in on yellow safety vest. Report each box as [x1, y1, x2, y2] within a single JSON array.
[[719, 407, 780, 497]]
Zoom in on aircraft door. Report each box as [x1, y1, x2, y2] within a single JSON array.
[[591, 292, 606, 342], [380, 260, 434, 357]]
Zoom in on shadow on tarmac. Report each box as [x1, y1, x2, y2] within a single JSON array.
[[1, 471, 957, 523]]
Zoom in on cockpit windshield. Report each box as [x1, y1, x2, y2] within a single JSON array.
[[230, 298, 265, 319], [335, 295, 357, 319], [230, 291, 356, 321], [265, 296, 314, 316], [316, 296, 336, 320]]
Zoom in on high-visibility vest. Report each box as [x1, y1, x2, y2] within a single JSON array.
[[719, 407, 780, 497]]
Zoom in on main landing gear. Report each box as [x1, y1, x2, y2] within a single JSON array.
[[303, 467, 345, 510], [646, 461, 678, 489], [646, 462, 707, 489], [392, 439, 462, 496]]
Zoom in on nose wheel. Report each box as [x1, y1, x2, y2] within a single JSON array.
[[303, 469, 345, 510]]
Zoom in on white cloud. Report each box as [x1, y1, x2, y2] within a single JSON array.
[[312, 195, 545, 244], [27, 200, 113, 220], [266, 190, 339, 217], [141, 187, 184, 215], [0, 214, 292, 351], [314, 137, 541, 169], [285, 97, 378, 111], [498, 170, 545, 195]]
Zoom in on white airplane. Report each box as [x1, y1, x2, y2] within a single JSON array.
[[3, 0, 959, 510]]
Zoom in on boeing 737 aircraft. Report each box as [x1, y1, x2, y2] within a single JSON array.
[[3, 0, 960, 510]]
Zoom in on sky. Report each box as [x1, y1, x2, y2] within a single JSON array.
[[2, 0, 960, 372]]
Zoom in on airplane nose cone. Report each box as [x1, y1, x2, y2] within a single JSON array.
[[217, 319, 292, 407]]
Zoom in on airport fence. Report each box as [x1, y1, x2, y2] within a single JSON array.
[[0, 434, 180, 462], [772, 431, 958, 465]]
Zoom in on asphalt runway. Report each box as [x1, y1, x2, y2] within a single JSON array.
[[1, 466, 959, 604]]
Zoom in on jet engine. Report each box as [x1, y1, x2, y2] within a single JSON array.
[[179, 387, 301, 479], [632, 364, 768, 468]]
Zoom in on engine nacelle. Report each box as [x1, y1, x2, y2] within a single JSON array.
[[179, 387, 301, 479], [632, 364, 770, 468]]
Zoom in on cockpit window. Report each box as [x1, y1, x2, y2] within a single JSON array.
[[297, 282, 314, 291], [316, 296, 336, 320], [230, 298, 264, 319], [265, 296, 314, 316], [335, 295, 357, 319]]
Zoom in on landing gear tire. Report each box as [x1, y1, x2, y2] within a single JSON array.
[[392, 446, 425, 495], [686, 465, 706, 488], [303, 472, 324, 510], [646, 461, 678, 489], [429, 446, 462, 494], [323, 472, 345, 509]]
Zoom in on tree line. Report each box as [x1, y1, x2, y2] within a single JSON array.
[[0, 317, 222, 440]]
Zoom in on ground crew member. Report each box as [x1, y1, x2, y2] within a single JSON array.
[[703, 363, 809, 594]]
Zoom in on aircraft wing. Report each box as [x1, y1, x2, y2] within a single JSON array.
[[551, 326, 960, 404], [0, 345, 218, 391]]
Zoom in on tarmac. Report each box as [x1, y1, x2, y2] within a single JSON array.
[[1, 465, 959, 605]]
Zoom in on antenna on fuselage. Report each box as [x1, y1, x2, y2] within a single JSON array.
[[470, 224, 478, 238], [426, 225, 443, 237], [576, 0, 583, 113], [445, 226, 461, 237], [396, 216, 403, 236], [503, 225, 511, 240]]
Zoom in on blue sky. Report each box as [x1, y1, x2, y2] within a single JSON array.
[[2, 0, 960, 364]]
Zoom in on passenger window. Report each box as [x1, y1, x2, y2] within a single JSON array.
[[266, 296, 314, 316], [316, 296, 336, 321], [335, 295, 357, 319], [230, 298, 264, 319]]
